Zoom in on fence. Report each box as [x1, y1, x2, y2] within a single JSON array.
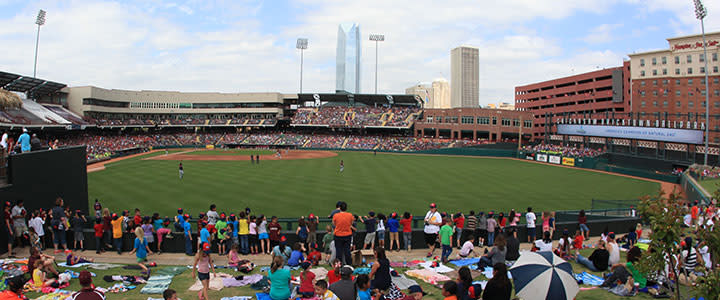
[[681, 172, 712, 205], [591, 199, 640, 210]]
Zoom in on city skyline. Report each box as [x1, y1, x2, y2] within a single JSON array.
[[336, 23, 361, 94], [0, 0, 718, 105]]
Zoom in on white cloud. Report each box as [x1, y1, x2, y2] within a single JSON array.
[[581, 24, 623, 44]]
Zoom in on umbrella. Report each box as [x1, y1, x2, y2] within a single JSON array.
[[509, 251, 578, 300]]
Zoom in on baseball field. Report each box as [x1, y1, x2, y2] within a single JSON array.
[[87, 149, 660, 217]]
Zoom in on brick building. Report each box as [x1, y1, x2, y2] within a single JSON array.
[[414, 108, 534, 142]]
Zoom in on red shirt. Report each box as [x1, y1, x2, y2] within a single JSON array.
[[4, 211, 12, 228], [298, 270, 316, 293], [0, 290, 25, 300], [134, 215, 142, 226], [691, 206, 699, 219], [399, 218, 412, 233], [307, 251, 322, 265], [572, 235, 584, 249], [498, 217, 507, 227], [268, 222, 282, 241], [453, 217, 464, 229], [93, 224, 103, 237], [327, 270, 340, 284]]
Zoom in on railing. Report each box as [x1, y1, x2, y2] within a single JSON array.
[[681, 171, 712, 205]]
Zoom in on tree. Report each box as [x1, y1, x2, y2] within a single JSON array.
[[693, 190, 720, 300], [637, 190, 685, 300]]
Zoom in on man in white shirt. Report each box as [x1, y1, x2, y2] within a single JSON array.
[[10, 200, 27, 245], [423, 203, 442, 257], [526, 207, 537, 243], [0, 132, 8, 149]]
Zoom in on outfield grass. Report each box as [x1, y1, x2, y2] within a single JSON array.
[[699, 178, 720, 195], [87, 151, 660, 217], [186, 149, 276, 156]]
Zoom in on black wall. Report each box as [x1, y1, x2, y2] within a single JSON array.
[[0, 146, 89, 253]]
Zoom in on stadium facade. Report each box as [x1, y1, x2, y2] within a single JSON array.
[[336, 23, 361, 94], [415, 108, 533, 141]]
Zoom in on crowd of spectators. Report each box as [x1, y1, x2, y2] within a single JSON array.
[[689, 164, 720, 179], [291, 106, 420, 128], [523, 144, 605, 158]]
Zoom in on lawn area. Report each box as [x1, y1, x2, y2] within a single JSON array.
[[185, 149, 276, 156], [88, 151, 660, 217], [699, 178, 720, 195]]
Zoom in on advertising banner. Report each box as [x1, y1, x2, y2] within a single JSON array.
[[562, 157, 575, 166], [549, 155, 561, 164], [526, 156, 534, 160], [536, 154, 548, 162], [557, 124, 703, 144]]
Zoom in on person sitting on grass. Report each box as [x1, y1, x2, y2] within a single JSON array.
[[271, 236, 292, 263], [288, 242, 305, 267], [355, 274, 372, 300], [314, 279, 339, 300], [572, 229, 584, 250], [163, 289, 178, 300], [441, 280, 458, 300], [457, 235, 476, 259], [478, 234, 506, 269], [28, 247, 58, 277], [572, 240, 609, 272], [268, 256, 292, 300], [297, 261, 316, 299], [554, 229, 572, 259], [32, 260, 57, 288], [71, 270, 104, 300], [482, 263, 512, 300], [307, 243, 323, 266], [228, 244, 241, 267], [601, 246, 647, 290], [66, 251, 94, 266], [129, 226, 153, 278]]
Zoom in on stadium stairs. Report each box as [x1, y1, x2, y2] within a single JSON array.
[[21, 99, 71, 125], [341, 138, 349, 149]]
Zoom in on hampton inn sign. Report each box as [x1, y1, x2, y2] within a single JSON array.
[[672, 40, 719, 51]]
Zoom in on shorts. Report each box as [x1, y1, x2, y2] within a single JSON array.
[[13, 224, 27, 237], [74, 231, 84, 241], [477, 229, 487, 240], [5, 227, 12, 240], [527, 227, 536, 238], [258, 233, 269, 240], [364, 232, 376, 244], [377, 230, 385, 241], [136, 257, 147, 263], [145, 234, 154, 244], [424, 233, 438, 246], [579, 224, 589, 233], [198, 272, 210, 280], [207, 224, 216, 234], [249, 234, 258, 247]]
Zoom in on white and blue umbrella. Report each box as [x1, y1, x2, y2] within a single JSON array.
[[509, 251, 579, 300]]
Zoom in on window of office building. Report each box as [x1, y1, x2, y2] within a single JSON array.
[[653, 100, 658, 107], [641, 101, 646, 107], [640, 91, 646, 97], [663, 89, 668, 96], [524, 120, 532, 128], [461, 116, 474, 124], [501, 118, 511, 126], [687, 55, 692, 63], [716, 90, 720, 97], [662, 69, 667, 75], [675, 68, 680, 75], [701, 67, 706, 74], [676, 79, 681, 85], [477, 117, 489, 124], [662, 56, 667, 64], [652, 70, 657, 76], [435, 116, 442, 123], [513, 119, 520, 127], [640, 70, 645, 77], [676, 90, 682, 97], [688, 67, 693, 74], [714, 66, 719, 73], [640, 59, 645, 66], [689, 101, 694, 108], [700, 53, 705, 62], [653, 90, 658, 96], [653, 80, 657, 86], [662, 79, 668, 85], [675, 56, 680, 64], [492, 116, 497, 125], [714, 53, 718, 62], [689, 79, 694, 84], [663, 100, 668, 107], [640, 81, 646, 87], [676, 101, 681, 108], [652, 57, 657, 65], [715, 78, 719, 84]]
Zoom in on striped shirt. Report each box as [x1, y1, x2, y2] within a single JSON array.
[[465, 216, 477, 230], [682, 248, 697, 272]]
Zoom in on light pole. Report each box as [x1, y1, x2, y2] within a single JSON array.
[[369, 34, 384, 94], [296, 38, 308, 94], [33, 9, 46, 78], [694, 0, 709, 165]]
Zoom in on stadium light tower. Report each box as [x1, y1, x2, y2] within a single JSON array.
[[694, 0, 709, 165], [33, 9, 46, 78], [296, 38, 308, 94], [369, 34, 384, 94]]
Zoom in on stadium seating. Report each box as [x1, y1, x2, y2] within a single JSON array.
[[291, 106, 420, 128]]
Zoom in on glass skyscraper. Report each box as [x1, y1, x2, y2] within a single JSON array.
[[336, 23, 361, 94]]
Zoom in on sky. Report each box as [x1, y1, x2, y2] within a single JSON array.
[[0, 0, 718, 106]]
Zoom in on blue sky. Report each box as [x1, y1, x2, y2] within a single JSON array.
[[0, 0, 718, 105]]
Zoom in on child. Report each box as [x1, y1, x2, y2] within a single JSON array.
[[361, 212, 377, 250], [355, 274, 371, 300], [314, 280, 339, 300], [193, 243, 217, 300], [572, 230, 584, 250], [32, 260, 57, 288], [228, 244, 240, 267], [93, 219, 104, 254], [297, 261, 316, 298], [442, 281, 458, 300], [66, 251, 94, 266], [288, 242, 305, 267], [238, 212, 250, 255], [439, 218, 454, 263], [268, 216, 282, 250], [216, 214, 228, 255], [111, 213, 124, 254], [400, 212, 413, 251], [457, 235, 476, 259], [257, 215, 270, 254], [307, 243, 322, 266], [28, 227, 42, 251], [453, 213, 464, 249], [387, 213, 400, 251], [635, 223, 643, 240], [141, 217, 155, 252], [376, 213, 386, 249], [71, 210, 86, 251], [322, 225, 334, 253], [129, 226, 153, 278], [163, 289, 178, 300], [249, 215, 258, 255], [156, 218, 172, 254]]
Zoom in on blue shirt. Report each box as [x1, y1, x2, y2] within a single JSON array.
[[134, 237, 148, 258], [153, 219, 163, 231], [18, 133, 30, 152], [388, 218, 399, 232], [200, 228, 210, 244], [183, 222, 192, 236], [231, 220, 239, 236], [287, 250, 304, 267], [358, 289, 371, 300], [177, 214, 185, 225], [272, 246, 292, 261]]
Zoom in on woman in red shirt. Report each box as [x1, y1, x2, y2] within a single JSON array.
[[399, 212, 413, 251]]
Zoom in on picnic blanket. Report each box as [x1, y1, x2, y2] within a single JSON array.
[[391, 274, 418, 290], [419, 261, 454, 273], [309, 267, 328, 280], [389, 260, 423, 268], [222, 274, 263, 287], [189, 272, 233, 291], [57, 262, 92, 268], [450, 258, 480, 267], [481, 267, 512, 279], [221, 297, 253, 300], [140, 267, 187, 294], [444, 268, 483, 280], [57, 262, 122, 270], [405, 269, 451, 285], [256, 293, 271, 300], [574, 272, 604, 286]]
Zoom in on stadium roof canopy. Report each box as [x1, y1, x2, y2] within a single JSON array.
[[0, 70, 66, 97], [298, 93, 422, 107]]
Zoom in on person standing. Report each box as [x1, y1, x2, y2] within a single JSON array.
[[423, 203, 442, 258], [332, 202, 353, 265], [129, 227, 153, 278], [4, 202, 15, 257], [111, 213, 124, 254], [360, 212, 377, 250], [525, 207, 537, 243], [16, 128, 30, 153], [439, 218, 454, 263], [192, 243, 217, 300], [486, 213, 497, 247], [206, 204, 219, 236], [250, 155, 255, 164], [51, 198, 67, 253], [183, 215, 193, 256], [28, 211, 45, 250], [476, 212, 487, 247], [0, 131, 8, 150], [307, 213, 318, 247], [10, 200, 27, 249], [178, 162, 184, 179], [464, 211, 477, 246], [339, 160, 344, 173]]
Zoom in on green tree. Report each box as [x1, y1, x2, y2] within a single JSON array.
[[637, 190, 685, 300], [693, 190, 720, 299]]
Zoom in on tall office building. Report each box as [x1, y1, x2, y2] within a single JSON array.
[[450, 46, 479, 108], [336, 23, 361, 94]]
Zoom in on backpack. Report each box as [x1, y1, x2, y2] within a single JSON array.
[[468, 283, 483, 299]]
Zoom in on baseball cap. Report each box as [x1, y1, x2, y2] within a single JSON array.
[[407, 285, 427, 296], [280, 236, 287, 242], [608, 232, 615, 239], [177, 208, 183, 214], [429, 203, 437, 208], [202, 242, 211, 253], [78, 270, 92, 286], [368, 211, 375, 217], [309, 213, 315, 219], [340, 265, 354, 276]]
